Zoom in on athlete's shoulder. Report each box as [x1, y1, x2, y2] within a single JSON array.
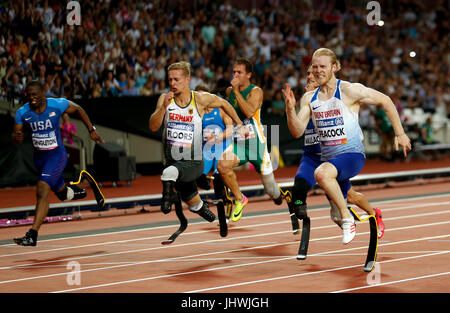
[[15, 103, 30, 121], [47, 97, 69, 107], [16, 102, 31, 114], [340, 81, 368, 98], [47, 98, 70, 114], [301, 89, 316, 103], [194, 90, 212, 101], [248, 85, 263, 97], [250, 84, 262, 92]]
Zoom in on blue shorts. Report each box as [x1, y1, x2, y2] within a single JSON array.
[[202, 142, 229, 175], [202, 146, 220, 175], [33, 148, 67, 192], [203, 157, 218, 175], [325, 152, 365, 198], [295, 153, 322, 188]]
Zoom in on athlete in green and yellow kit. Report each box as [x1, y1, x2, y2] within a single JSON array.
[[217, 58, 284, 222]]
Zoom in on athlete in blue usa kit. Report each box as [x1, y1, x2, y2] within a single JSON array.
[[12, 80, 103, 246]]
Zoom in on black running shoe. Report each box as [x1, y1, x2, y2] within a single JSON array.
[[195, 202, 216, 222], [161, 181, 178, 214], [14, 229, 37, 246]]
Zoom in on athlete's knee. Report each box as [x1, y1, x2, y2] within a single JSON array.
[[314, 170, 325, 184], [314, 167, 333, 185], [36, 181, 50, 201], [161, 165, 179, 182], [217, 159, 233, 175]]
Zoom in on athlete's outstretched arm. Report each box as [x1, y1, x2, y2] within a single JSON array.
[[283, 84, 311, 139], [65, 101, 103, 143], [197, 92, 243, 127], [350, 83, 411, 156]]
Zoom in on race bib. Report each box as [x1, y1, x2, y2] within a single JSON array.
[[304, 128, 320, 146], [166, 121, 194, 147], [234, 119, 256, 141], [32, 131, 58, 150], [313, 111, 347, 146], [202, 125, 221, 142]]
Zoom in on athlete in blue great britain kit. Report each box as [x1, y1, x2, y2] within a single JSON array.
[[12, 80, 103, 246], [289, 66, 385, 239], [284, 48, 410, 244]]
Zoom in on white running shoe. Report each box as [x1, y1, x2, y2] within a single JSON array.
[[342, 217, 356, 244]]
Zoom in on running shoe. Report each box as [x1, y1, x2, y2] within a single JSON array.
[[195, 201, 216, 222], [342, 217, 356, 244], [13, 229, 37, 246], [231, 195, 248, 222], [374, 208, 385, 239]]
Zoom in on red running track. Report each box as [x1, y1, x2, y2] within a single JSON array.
[[0, 157, 449, 302]]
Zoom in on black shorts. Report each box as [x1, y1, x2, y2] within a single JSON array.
[[167, 160, 204, 202]]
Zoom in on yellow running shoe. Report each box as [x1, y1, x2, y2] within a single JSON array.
[[231, 195, 248, 222]]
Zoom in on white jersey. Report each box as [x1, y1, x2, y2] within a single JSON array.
[[309, 79, 365, 161], [163, 91, 203, 162]]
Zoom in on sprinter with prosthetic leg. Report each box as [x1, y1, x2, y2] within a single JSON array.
[[285, 67, 386, 259], [149, 62, 245, 243], [12, 80, 103, 246]]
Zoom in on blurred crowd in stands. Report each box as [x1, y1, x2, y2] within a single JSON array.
[[0, 0, 449, 144]]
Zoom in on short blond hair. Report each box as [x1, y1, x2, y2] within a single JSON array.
[[312, 48, 341, 72], [168, 61, 191, 77]]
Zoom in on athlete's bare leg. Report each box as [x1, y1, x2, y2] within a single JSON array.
[[217, 149, 243, 202]]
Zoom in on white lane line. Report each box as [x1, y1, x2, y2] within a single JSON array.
[[15, 250, 450, 269], [1, 227, 445, 290], [1, 207, 449, 270], [1, 192, 449, 247], [185, 251, 450, 293], [1, 200, 449, 260], [332, 272, 450, 293], [56, 247, 450, 293]]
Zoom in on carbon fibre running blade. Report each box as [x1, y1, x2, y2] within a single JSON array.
[[217, 201, 228, 237], [279, 187, 300, 235], [364, 216, 378, 272], [297, 217, 311, 260], [70, 170, 106, 208], [349, 208, 378, 272], [81, 171, 106, 208], [161, 196, 187, 245]]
